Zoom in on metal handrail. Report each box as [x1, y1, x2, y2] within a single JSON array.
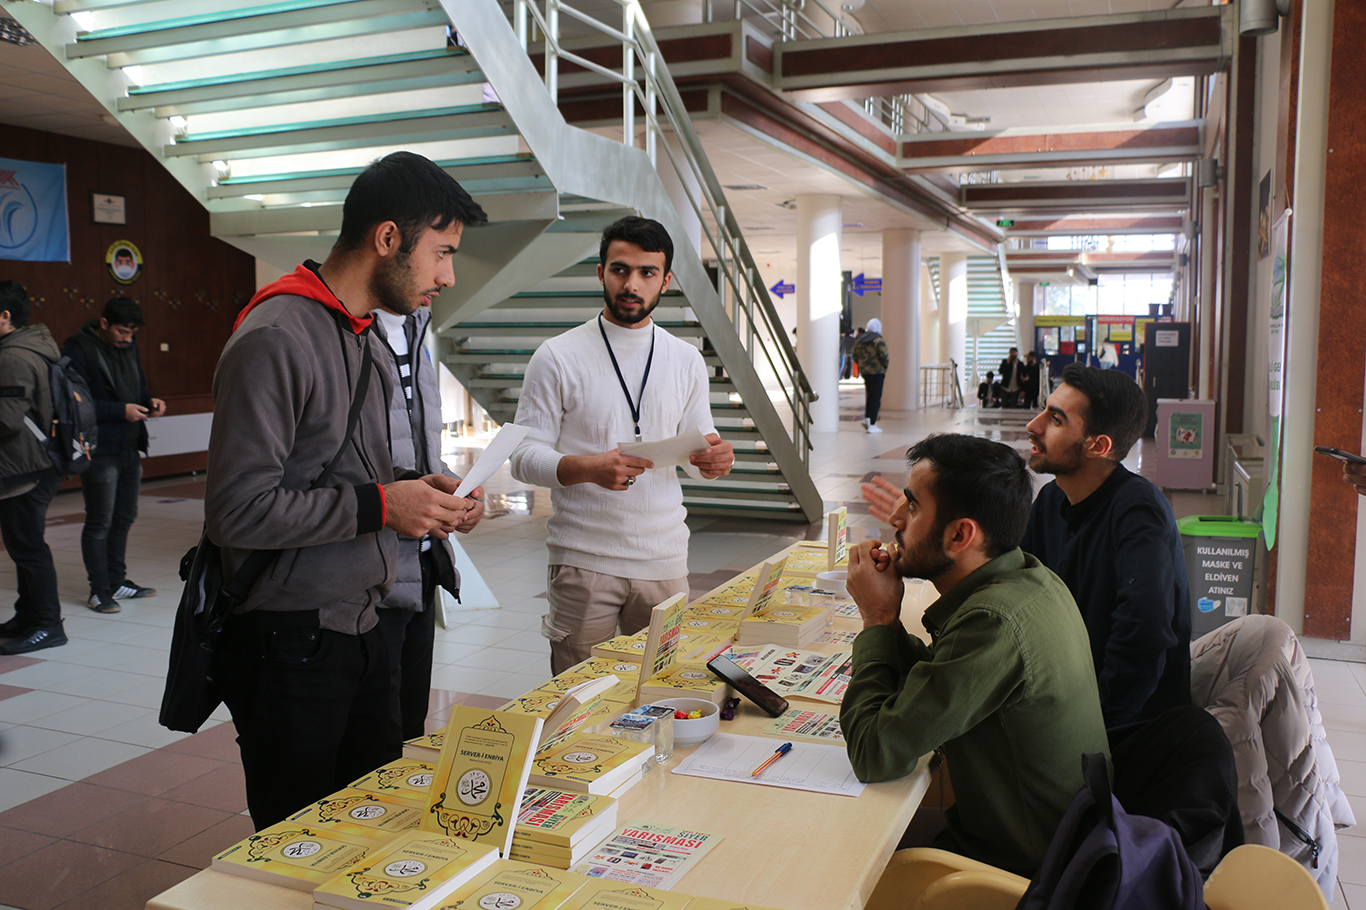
[[511, 0, 816, 460]]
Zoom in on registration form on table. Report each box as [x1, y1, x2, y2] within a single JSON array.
[[671, 732, 866, 797]]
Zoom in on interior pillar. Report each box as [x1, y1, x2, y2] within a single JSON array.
[[881, 228, 921, 411], [796, 194, 843, 431]]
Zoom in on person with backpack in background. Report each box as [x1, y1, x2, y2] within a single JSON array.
[[853, 318, 889, 433], [64, 297, 165, 615], [0, 281, 68, 654]]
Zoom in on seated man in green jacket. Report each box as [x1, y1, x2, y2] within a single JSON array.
[[840, 433, 1108, 877]]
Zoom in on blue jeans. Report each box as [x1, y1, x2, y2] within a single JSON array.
[[0, 472, 63, 629], [80, 448, 142, 596]]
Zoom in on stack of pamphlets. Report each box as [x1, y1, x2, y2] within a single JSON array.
[[508, 786, 620, 868]]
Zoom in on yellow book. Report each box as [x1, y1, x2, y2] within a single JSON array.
[[638, 660, 731, 706], [634, 592, 690, 692], [558, 880, 693, 910], [350, 758, 436, 804], [437, 858, 595, 909], [515, 788, 619, 849], [312, 830, 500, 910], [675, 616, 739, 637], [404, 730, 445, 763], [424, 707, 544, 856], [286, 789, 424, 838], [211, 822, 376, 891], [499, 688, 566, 716], [528, 732, 654, 795], [682, 603, 748, 621], [591, 631, 649, 660], [505, 839, 577, 868], [543, 658, 641, 693], [682, 899, 793, 910]]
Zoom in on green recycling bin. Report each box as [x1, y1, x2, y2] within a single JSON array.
[[1178, 515, 1263, 639]]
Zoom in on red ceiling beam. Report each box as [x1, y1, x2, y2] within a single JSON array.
[[900, 125, 1201, 172]]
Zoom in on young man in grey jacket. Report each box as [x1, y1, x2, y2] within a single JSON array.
[[205, 152, 488, 829]]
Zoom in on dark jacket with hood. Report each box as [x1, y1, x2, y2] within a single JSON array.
[[63, 320, 153, 455], [205, 262, 403, 634], [0, 324, 60, 489]]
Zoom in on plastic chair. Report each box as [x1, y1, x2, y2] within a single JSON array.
[[1203, 843, 1329, 910], [864, 848, 1028, 910]]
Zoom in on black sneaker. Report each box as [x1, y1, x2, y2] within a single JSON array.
[[0, 626, 68, 655], [87, 592, 121, 614], [0, 616, 28, 637], [113, 582, 156, 599]]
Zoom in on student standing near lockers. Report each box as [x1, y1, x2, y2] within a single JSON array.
[[0, 281, 67, 654], [64, 297, 166, 615], [371, 301, 484, 742]]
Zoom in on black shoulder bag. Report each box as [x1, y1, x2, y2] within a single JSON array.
[[159, 340, 374, 733]]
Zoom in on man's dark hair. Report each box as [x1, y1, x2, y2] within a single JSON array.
[[0, 281, 30, 327], [1059, 362, 1148, 461], [906, 433, 1032, 558], [599, 216, 674, 275], [335, 151, 489, 255], [114, 248, 134, 263], [103, 296, 144, 327]]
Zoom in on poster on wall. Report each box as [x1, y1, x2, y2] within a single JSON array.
[[1262, 209, 1291, 548], [106, 240, 143, 285], [0, 156, 70, 262], [1168, 411, 1204, 459]]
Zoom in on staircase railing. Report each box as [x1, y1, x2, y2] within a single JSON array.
[[509, 0, 815, 462]]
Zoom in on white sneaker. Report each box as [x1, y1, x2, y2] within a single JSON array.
[[868, 424, 883, 434], [861, 417, 870, 428]]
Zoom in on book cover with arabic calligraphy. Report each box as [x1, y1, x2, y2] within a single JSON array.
[[424, 707, 544, 857], [313, 829, 499, 910], [350, 758, 437, 804], [436, 858, 595, 909], [211, 822, 375, 890], [286, 788, 424, 838]]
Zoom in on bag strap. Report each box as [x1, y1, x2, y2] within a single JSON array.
[[221, 337, 376, 604], [1082, 752, 1114, 824]]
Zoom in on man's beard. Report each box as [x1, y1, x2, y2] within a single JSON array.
[[603, 286, 661, 326], [371, 250, 430, 317], [1027, 436, 1087, 476], [895, 524, 954, 583]]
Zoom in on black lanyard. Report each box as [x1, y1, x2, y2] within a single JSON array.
[[598, 314, 655, 441]]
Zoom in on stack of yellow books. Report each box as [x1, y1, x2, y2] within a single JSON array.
[[737, 604, 831, 648], [435, 858, 594, 908], [637, 660, 731, 706], [527, 732, 653, 796], [211, 822, 377, 891], [311, 830, 499, 910], [285, 789, 425, 839], [349, 758, 436, 804]]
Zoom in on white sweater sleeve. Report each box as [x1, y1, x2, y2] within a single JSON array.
[[509, 344, 569, 489]]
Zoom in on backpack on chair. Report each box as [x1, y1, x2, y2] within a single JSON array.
[[1015, 753, 1204, 910]]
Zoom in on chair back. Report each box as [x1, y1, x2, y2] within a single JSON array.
[[1203, 843, 1329, 910]]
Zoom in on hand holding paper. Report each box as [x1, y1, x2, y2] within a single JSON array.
[[453, 423, 529, 498]]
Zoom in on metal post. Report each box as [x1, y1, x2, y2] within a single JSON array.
[[515, 0, 527, 50], [623, 10, 634, 149], [545, 1, 559, 101], [645, 50, 657, 166]]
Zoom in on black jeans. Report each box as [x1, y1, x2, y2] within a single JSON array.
[[863, 373, 886, 424], [213, 614, 401, 830], [0, 472, 63, 630], [80, 447, 142, 595], [375, 590, 438, 743]]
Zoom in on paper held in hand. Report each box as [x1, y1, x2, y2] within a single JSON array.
[[618, 430, 711, 480], [453, 422, 529, 497]]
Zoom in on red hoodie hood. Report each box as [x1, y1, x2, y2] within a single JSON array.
[[235, 263, 373, 335]]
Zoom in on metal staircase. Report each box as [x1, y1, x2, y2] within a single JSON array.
[[965, 255, 1018, 385], [3, 0, 822, 522]]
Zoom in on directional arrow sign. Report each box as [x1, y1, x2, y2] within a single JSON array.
[[769, 280, 795, 299], [852, 273, 882, 297]]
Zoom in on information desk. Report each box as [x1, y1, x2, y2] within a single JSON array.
[[146, 546, 936, 910]]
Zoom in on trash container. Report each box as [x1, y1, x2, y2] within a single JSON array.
[[1178, 515, 1263, 639]]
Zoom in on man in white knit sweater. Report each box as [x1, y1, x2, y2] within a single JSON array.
[[511, 217, 735, 673]]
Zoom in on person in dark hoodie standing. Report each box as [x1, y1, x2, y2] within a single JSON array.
[[207, 151, 488, 829], [0, 282, 67, 655], [853, 318, 889, 433], [64, 297, 165, 614]]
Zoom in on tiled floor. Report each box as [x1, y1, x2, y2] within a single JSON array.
[[0, 385, 1360, 908]]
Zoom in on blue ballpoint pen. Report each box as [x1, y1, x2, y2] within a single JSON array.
[[751, 742, 793, 777]]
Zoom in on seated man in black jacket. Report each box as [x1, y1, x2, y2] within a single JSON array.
[[1019, 363, 1191, 727]]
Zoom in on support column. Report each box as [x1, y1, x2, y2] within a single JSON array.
[[797, 195, 843, 431], [1281, 0, 1364, 639], [1017, 281, 1036, 355], [1197, 190, 1217, 399], [881, 228, 921, 411], [940, 252, 968, 399]]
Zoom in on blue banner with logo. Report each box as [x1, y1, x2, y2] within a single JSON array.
[[0, 157, 69, 262]]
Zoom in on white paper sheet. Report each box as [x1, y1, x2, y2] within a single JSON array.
[[453, 423, 529, 497], [670, 732, 865, 797], [618, 430, 711, 476]]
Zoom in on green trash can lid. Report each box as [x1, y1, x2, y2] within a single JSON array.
[[1177, 515, 1263, 538]]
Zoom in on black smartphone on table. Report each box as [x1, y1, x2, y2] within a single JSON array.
[[1314, 446, 1366, 465], [706, 654, 790, 717]]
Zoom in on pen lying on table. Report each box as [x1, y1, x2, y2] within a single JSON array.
[[752, 742, 793, 777]]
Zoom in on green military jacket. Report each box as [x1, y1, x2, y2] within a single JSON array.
[[840, 548, 1109, 876]]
